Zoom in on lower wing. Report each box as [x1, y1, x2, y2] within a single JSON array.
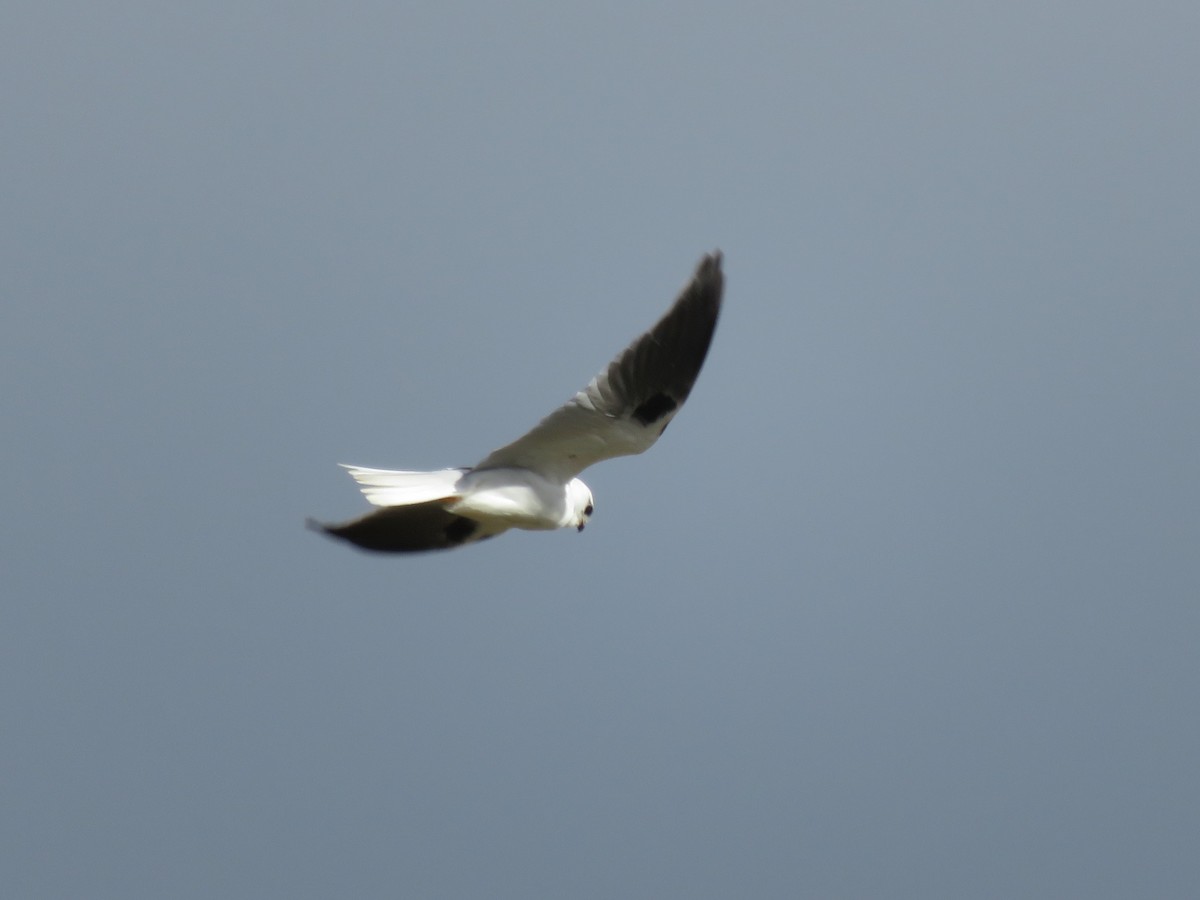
[[307, 501, 503, 553]]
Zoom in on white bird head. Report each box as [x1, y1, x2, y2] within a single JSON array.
[[566, 478, 594, 532]]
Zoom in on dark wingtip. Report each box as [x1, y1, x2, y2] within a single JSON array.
[[692, 251, 725, 309], [699, 250, 723, 277]]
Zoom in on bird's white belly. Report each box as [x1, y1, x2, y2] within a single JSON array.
[[448, 467, 568, 530]]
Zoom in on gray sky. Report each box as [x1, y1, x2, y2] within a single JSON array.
[[3, 2, 1198, 897]]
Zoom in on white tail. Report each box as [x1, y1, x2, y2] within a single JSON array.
[[340, 464, 465, 508]]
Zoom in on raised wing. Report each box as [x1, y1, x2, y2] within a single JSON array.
[[473, 252, 724, 482]]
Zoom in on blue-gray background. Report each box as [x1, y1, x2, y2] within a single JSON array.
[[4, 2, 1197, 897]]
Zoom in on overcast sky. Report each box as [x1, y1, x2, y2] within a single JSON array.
[[3, 2, 1198, 898]]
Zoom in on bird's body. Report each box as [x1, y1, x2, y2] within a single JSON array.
[[309, 252, 724, 552], [446, 467, 591, 531]]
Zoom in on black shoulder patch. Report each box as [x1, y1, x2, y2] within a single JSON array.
[[632, 392, 677, 426], [444, 516, 478, 545]]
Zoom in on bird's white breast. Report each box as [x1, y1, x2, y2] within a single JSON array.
[[448, 468, 570, 530]]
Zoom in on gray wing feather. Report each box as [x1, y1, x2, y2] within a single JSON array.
[[473, 252, 724, 481], [307, 503, 502, 553]]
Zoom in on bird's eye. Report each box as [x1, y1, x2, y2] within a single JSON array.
[[584, 504, 594, 516]]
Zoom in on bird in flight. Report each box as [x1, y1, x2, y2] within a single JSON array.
[[309, 252, 725, 552]]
